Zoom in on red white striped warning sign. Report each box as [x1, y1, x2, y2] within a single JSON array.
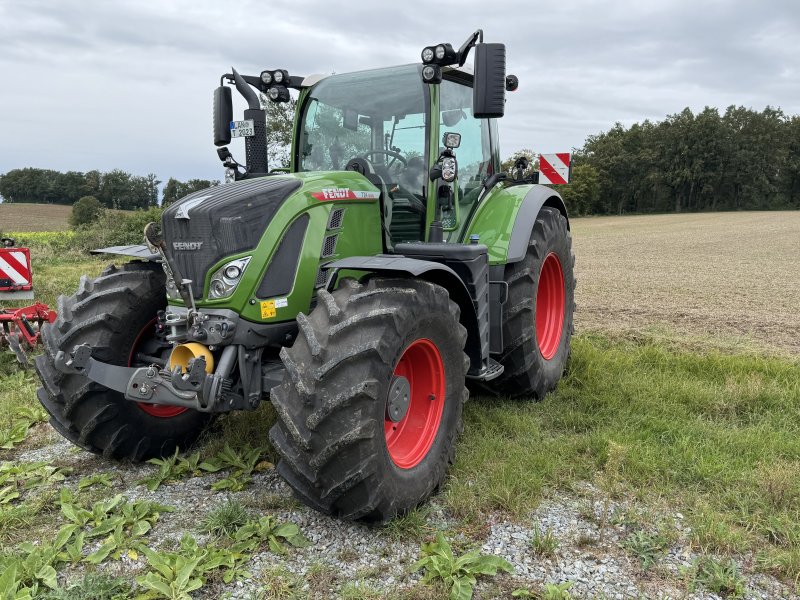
[[539, 153, 571, 185], [0, 248, 33, 291]]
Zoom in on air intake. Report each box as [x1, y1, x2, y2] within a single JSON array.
[[328, 208, 345, 230], [321, 234, 338, 258]]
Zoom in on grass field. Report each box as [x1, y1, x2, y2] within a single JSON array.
[[0, 203, 72, 231], [0, 211, 798, 598]]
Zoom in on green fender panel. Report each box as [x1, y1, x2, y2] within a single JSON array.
[[464, 183, 569, 265]]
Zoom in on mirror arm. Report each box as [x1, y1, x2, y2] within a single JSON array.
[[457, 29, 483, 66], [478, 172, 507, 202]]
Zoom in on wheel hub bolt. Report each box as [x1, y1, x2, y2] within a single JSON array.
[[387, 375, 411, 423]]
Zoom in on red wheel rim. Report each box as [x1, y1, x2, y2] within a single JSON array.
[[384, 338, 445, 469], [129, 318, 187, 418], [536, 252, 566, 360]]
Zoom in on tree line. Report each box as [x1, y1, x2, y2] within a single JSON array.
[[559, 105, 800, 215], [2, 104, 797, 215], [0, 168, 218, 209]]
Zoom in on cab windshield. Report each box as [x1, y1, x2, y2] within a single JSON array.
[[297, 64, 428, 199]]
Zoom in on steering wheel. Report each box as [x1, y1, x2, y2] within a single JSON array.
[[360, 149, 407, 170]]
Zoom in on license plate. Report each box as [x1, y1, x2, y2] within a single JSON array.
[[230, 119, 254, 138]]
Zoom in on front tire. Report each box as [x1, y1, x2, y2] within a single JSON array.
[[269, 277, 469, 522], [495, 206, 576, 398], [35, 262, 213, 460]]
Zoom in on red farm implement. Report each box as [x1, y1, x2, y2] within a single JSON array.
[[0, 238, 56, 366]]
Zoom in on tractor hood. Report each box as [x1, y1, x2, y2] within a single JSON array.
[[161, 177, 302, 298]]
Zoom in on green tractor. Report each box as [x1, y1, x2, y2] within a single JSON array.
[[36, 31, 575, 522]]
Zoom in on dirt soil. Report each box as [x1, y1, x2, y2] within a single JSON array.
[[0, 203, 73, 231], [571, 211, 800, 354]]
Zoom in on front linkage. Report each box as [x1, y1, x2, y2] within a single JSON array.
[[53, 325, 283, 414]]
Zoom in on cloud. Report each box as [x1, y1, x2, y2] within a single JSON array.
[[0, 0, 797, 183]]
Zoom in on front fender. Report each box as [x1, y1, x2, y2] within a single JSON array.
[[325, 255, 483, 374], [91, 245, 160, 261]]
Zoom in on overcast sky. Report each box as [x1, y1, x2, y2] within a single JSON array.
[[1, 0, 798, 185]]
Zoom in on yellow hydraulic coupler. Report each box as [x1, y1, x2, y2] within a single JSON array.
[[168, 343, 214, 374]]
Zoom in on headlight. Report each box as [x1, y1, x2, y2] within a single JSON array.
[[442, 132, 461, 149], [260, 71, 272, 85], [435, 44, 446, 60], [421, 47, 434, 63], [441, 157, 457, 182], [273, 70, 284, 83], [208, 257, 251, 299], [421, 64, 442, 83]]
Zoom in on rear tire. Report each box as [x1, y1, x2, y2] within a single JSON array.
[[35, 262, 213, 460], [495, 206, 575, 398], [269, 277, 469, 522]]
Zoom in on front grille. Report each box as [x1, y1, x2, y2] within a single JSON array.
[[161, 177, 301, 298]]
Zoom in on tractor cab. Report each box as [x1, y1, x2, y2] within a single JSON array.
[[293, 63, 501, 249], [212, 30, 509, 250]]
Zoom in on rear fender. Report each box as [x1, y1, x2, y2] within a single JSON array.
[[508, 185, 569, 263], [465, 183, 569, 264]]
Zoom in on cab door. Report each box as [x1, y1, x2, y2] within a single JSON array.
[[436, 75, 499, 242]]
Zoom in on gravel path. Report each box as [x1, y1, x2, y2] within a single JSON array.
[[9, 431, 799, 600]]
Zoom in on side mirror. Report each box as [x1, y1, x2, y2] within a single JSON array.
[[213, 86, 233, 147], [473, 43, 506, 118]]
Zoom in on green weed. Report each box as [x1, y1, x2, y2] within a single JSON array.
[[755, 547, 800, 583], [0, 405, 48, 451], [57, 487, 173, 564], [229, 515, 310, 555], [512, 581, 573, 599], [691, 556, 746, 598], [529, 526, 559, 558], [0, 461, 68, 491], [76, 473, 116, 490], [622, 530, 669, 570], [207, 444, 272, 491], [38, 573, 132, 600], [413, 532, 513, 600], [137, 444, 270, 492], [383, 506, 433, 540], [138, 448, 212, 491], [137, 534, 235, 599], [200, 497, 250, 538]]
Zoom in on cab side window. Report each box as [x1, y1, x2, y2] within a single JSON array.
[[439, 79, 493, 206]]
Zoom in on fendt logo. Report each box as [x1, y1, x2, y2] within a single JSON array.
[[311, 188, 381, 201], [319, 188, 352, 200], [172, 241, 204, 251]]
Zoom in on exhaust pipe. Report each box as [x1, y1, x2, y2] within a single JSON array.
[[231, 68, 268, 175]]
